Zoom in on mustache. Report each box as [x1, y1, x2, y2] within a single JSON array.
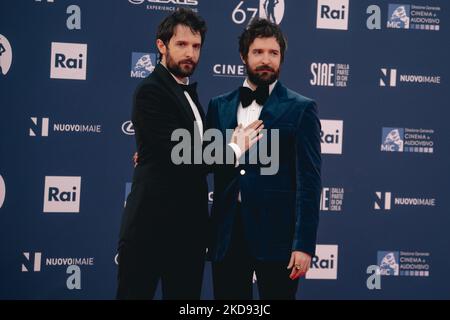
[[179, 59, 196, 65], [255, 65, 275, 72]]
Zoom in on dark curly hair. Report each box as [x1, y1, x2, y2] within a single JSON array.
[[239, 18, 287, 63], [156, 8, 207, 58]]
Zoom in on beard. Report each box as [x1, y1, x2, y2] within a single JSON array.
[[165, 50, 197, 78], [246, 63, 280, 86]]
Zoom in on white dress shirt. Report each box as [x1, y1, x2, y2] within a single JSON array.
[[228, 79, 278, 158], [166, 66, 204, 141], [230, 79, 277, 201]]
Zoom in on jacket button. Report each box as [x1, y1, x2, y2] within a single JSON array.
[[240, 169, 246, 175]]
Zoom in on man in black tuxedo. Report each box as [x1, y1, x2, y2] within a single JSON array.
[[117, 9, 263, 300]]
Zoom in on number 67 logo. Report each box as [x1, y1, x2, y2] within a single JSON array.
[[232, 0, 285, 25]]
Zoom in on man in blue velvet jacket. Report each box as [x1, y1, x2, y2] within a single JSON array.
[[207, 18, 322, 300]]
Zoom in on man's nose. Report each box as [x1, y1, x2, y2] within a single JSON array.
[[185, 46, 194, 58], [261, 53, 271, 65]]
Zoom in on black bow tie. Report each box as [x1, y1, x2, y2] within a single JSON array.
[[239, 85, 269, 108], [179, 82, 198, 98]]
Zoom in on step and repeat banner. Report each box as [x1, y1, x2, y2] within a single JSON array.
[[0, 0, 449, 299]]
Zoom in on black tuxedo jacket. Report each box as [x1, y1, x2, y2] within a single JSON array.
[[119, 64, 212, 250]]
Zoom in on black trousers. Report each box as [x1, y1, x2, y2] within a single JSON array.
[[212, 205, 299, 300], [116, 239, 205, 300]]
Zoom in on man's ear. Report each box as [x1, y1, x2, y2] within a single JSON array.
[[240, 54, 246, 65], [156, 39, 166, 56]]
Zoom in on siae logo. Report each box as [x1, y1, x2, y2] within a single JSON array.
[[310, 62, 350, 87], [232, 0, 285, 25], [311, 63, 336, 86], [50, 42, 87, 80], [43, 176, 81, 213], [320, 187, 344, 212]]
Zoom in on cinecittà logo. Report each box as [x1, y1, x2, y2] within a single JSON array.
[[212, 63, 246, 78]]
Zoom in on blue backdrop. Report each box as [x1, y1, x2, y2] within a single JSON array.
[[1, 0, 449, 299]]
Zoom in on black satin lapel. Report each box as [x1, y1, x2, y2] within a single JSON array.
[[154, 64, 196, 125]]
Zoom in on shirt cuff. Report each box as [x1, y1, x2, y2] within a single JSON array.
[[228, 143, 242, 167]]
